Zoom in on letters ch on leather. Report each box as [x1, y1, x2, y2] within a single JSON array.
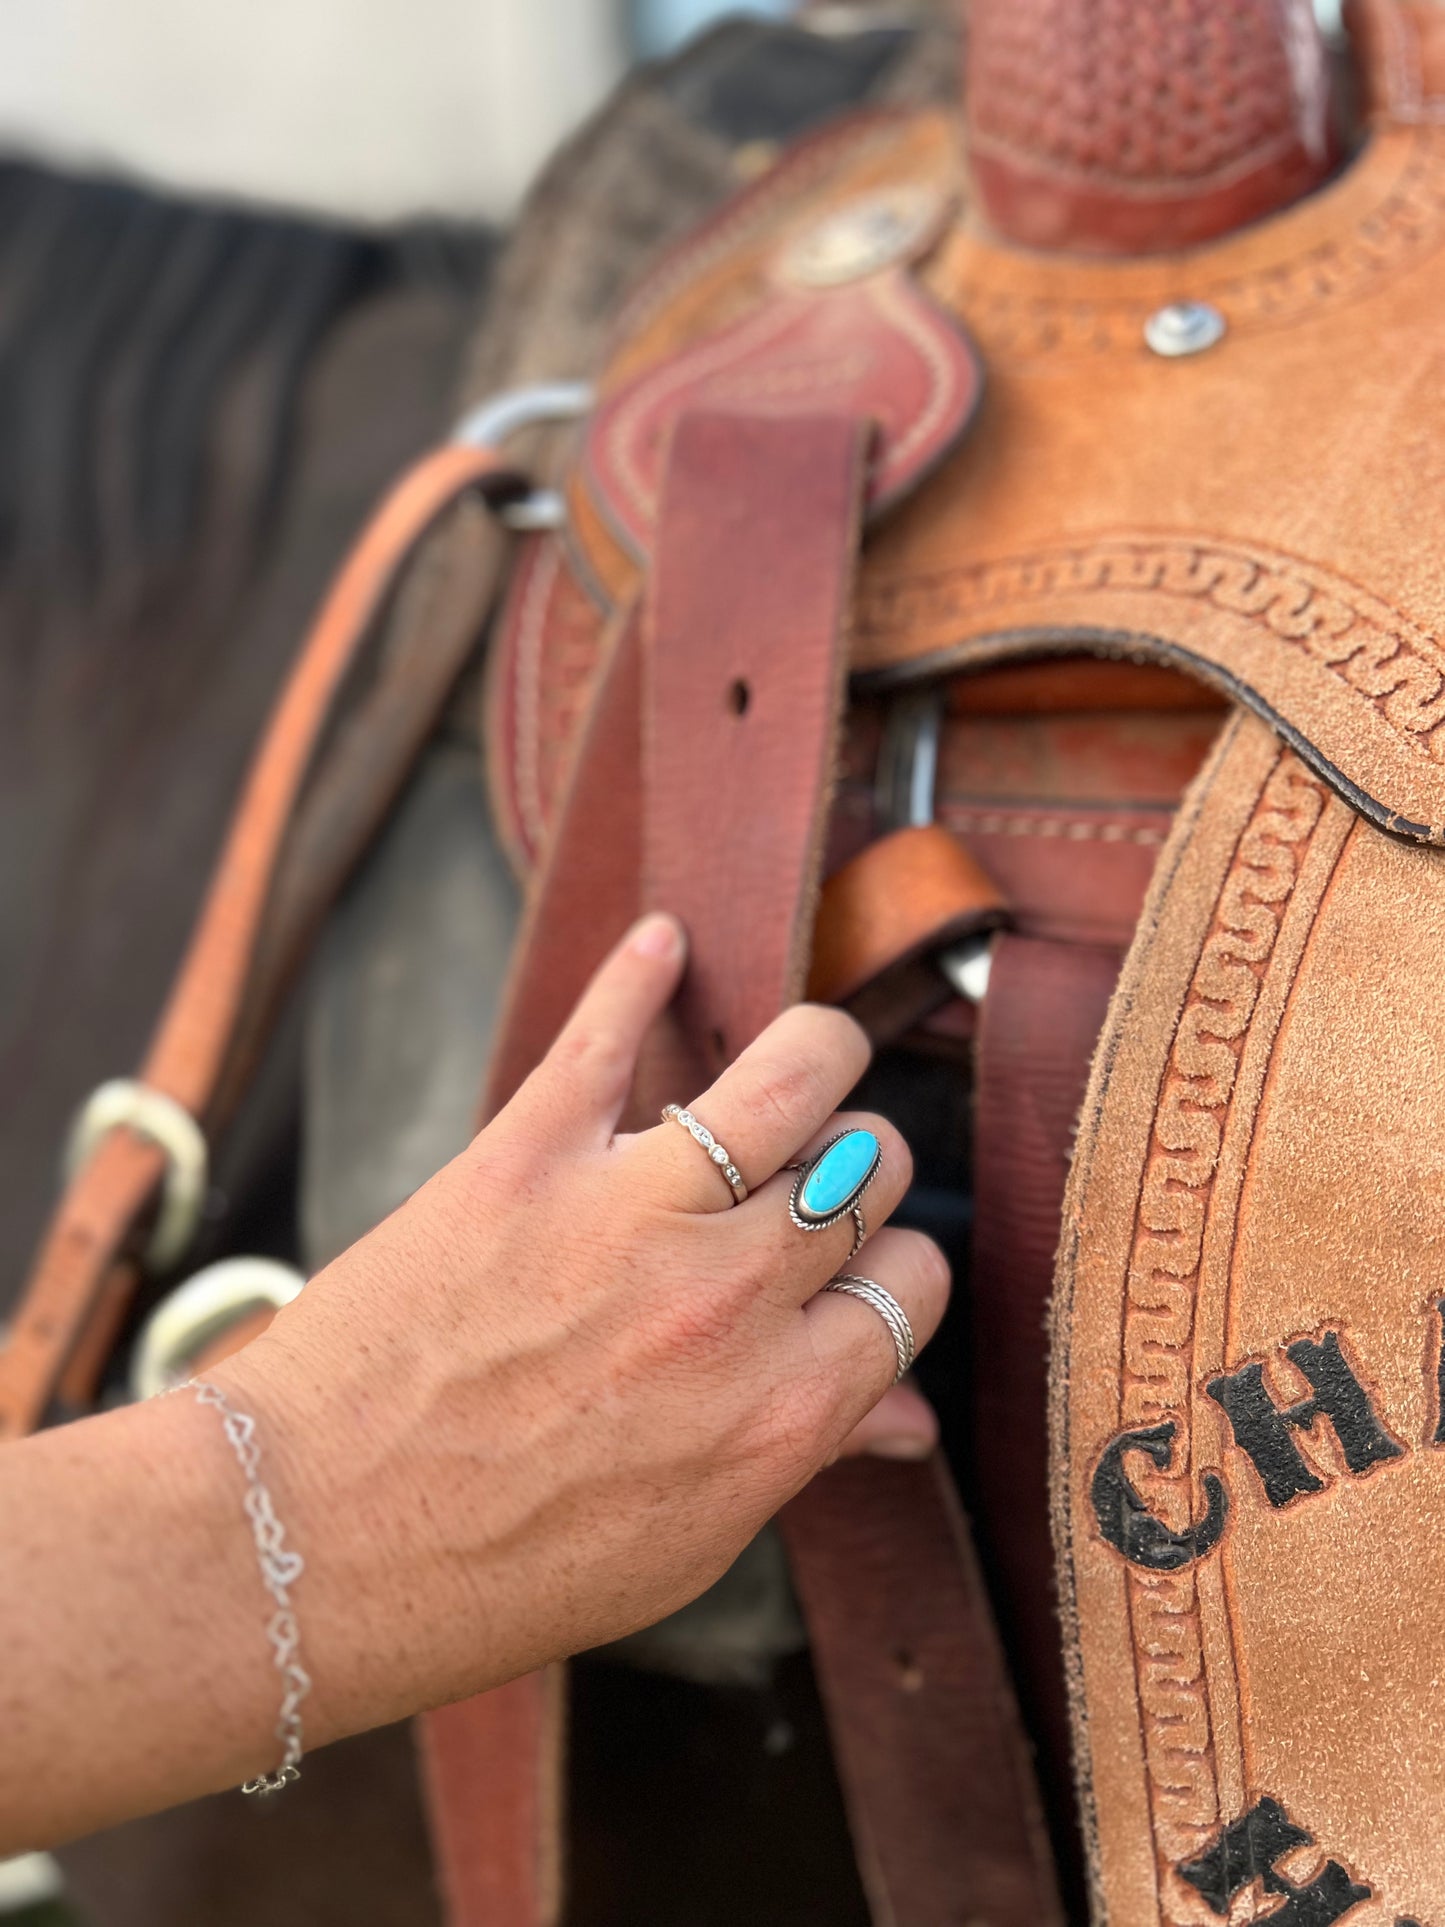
[[1090, 1313, 1443, 1572]]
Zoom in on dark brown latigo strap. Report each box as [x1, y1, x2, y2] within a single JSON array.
[[424, 408, 1059, 1925], [0, 441, 516, 1441]]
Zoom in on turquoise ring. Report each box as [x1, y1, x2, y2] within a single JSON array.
[[788, 1127, 881, 1259]]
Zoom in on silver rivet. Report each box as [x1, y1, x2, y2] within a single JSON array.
[[1144, 300, 1226, 358]]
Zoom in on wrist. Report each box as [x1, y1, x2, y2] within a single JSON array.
[[206, 1291, 500, 1741]]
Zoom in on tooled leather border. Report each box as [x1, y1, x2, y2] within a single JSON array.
[[1055, 733, 1361, 1924], [854, 523, 1445, 841], [1115, 754, 1345, 1917]]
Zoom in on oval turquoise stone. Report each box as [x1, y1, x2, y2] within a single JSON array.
[[799, 1128, 879, 1221]]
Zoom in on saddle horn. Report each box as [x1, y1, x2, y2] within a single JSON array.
[[962, 0, 1339, 253]]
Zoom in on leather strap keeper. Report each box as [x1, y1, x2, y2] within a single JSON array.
[[806, 823, 1006, 1038]]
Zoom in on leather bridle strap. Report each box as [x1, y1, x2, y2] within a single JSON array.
[[422, 409, 1058, 1925], [419, 408, 871, 1925], [0, 442, 517, 1441]]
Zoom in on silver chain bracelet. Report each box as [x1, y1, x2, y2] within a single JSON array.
[[191, 1379, 311, 1793]]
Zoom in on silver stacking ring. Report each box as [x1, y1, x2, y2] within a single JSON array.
[[787, 1126, 880, 1261], [825, 1275, 916, 1384], [661, 1104, 747, 1204]]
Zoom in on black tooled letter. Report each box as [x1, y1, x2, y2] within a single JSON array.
[[1090, 1420, 1228, 1570], [1178, 1797, 1370, 1924], [1207, 1331, 1402, 1508]]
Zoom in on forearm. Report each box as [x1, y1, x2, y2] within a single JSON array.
[[0, 1382, 333, 1850], [0, 1256, 598, 1855]]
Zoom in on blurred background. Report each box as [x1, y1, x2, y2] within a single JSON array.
[[0, 0, 828, 226]]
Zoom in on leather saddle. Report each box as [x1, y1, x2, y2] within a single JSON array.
[[6, 1, 1445, 1920]]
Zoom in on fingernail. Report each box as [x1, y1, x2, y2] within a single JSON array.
[[632, 913, 683, 960], [865, 1436, 933, 1461]]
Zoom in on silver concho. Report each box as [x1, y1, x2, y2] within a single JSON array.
[[781, 184, 948, 289]]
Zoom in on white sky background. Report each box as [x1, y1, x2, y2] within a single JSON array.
[[0, 0, 634, 224], [0, 0, 1347, 225]]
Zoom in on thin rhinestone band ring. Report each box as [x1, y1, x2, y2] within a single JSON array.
[[661, 1104, 747, 1204]]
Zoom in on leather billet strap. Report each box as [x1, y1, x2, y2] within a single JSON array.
[[430, 408, 1057, 1926], [0, 442, 518, 1441], [640, 410, 867, 1088], [782, 1456, 1064, 1927], [427, 408, 873, 1926], [419, 1669, 566, 1927]]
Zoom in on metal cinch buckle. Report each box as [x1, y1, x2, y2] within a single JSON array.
[[875, 686, 993, 1004], [63, 1079, 208, 1275], [129, 1256, 306, 1400], [451, 379, 594, 533]]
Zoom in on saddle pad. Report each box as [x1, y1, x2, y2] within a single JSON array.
[[1054, 709, 1445, 1926]]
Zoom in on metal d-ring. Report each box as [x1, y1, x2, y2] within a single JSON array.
[[64, 1078, 208, 1274], [450, 379, 594, 532]]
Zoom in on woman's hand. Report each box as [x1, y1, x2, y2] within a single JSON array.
[[0, 913, 949, 1850], [216, 912, 951, 1738]]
